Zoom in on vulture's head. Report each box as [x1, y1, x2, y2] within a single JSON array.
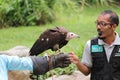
[[66, 32, 79, 41], [29, 26, 79, 56]]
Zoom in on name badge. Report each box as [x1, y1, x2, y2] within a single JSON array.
[[115, 52, 120, 56], [91, 45, 103, 53]]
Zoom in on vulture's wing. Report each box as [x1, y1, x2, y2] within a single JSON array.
[[29, 27, 67, 56]]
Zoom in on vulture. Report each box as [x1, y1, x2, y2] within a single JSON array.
[[29, 26, 79, 56]]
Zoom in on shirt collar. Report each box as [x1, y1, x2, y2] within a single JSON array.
[[98, 32, 120, 46]]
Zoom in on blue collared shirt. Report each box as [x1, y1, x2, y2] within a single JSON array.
[[0, 55, 33, 80]]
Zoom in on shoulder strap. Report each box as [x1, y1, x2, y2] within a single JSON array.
[[91, 37, 98, 45]]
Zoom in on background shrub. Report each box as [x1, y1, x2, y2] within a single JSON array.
[[0, 0, 119, 28]]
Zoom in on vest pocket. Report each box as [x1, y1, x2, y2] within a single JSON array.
[[92, 56, 105, 73], [112, 56, 120, 69], [91, 74, 104, 80]]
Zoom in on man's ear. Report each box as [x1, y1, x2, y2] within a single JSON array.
[[112, 24, 117, 30]]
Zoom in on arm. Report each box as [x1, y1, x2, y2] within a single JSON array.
[[30, 52, 71, 75], [69, 52, 90, 75], [3, 55, 33, 71], [2, 52, 71, 75], [69, 40, 92, 76]]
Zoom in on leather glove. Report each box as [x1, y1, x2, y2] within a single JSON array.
[[31, 52, 71, 75], [49, 52, 71, 69]]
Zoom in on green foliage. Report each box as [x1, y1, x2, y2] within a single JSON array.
[[0, 0, 80, 27], [1, 0, 119, 28], [0, 0, 55, 27], [86, 0, 116, 6]]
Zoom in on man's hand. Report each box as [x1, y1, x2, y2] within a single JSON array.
[[69, 52, 80, 65]]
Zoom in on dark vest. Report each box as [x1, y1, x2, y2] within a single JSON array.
[[91, 38, 120, 80]]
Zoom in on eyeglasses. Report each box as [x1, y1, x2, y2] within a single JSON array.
[[95, 21, 112, 27]]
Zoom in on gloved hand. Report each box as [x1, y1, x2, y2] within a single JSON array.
[[50, 52, 71, 69], [31, 52, 71, 75]]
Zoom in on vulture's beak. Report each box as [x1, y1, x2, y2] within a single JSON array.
[[75, 34, 80, 38], [74, 33, 80, 38]]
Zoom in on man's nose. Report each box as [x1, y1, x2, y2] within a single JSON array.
[[96, 25, 102, 29]]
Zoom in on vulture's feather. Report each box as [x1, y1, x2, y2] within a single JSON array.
[[29, 26, 79, 56]]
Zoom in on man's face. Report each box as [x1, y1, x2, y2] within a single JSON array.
[[96, 14, 115, 39]]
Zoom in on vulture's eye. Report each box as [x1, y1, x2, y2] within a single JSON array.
[[71, 33, 74, 36]]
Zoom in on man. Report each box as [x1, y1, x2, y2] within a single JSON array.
[[0, 52, 71, 80], [69, 10, 120, 80]]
